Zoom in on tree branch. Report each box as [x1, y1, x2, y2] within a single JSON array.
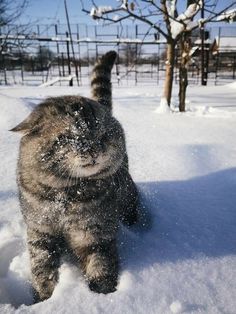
[[81, 0, 169, 39]]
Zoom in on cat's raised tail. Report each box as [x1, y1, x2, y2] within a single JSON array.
[[91, 50, 117, 109]]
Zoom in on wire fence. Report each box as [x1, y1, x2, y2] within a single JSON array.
[[1, 23, 236, 86]]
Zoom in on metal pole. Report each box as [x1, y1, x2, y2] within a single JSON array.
[[55, 24, 61, 77], [61, 52, 65, 77], [201, 0, 207, 85], [95, 25, 98, 60], [76, 24, 82, 84], [66, 31, 73, 86], [135, 24, 138, 85], [233, 56, 236, 80], [20, 51, 24, 84], [39, 45, 44, 82], [64, 0, 79, 85], [3, 54, 7, 85]]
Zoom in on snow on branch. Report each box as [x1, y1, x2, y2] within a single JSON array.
[[90, 6, 113, 19], [177, 2, 202, 22], [81, 0, 170, 39], [216, 9, 236, 23], [166, 0, 177, 17], [170, 1, 202, 39], [83, 0, 224, 41]]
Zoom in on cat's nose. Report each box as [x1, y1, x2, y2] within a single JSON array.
[[89, 151, 98, 159], [91, 159, 96, 165]]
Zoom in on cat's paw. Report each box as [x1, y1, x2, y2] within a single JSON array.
[[88, 275, 117, 294], [32, 273, 58, 303]]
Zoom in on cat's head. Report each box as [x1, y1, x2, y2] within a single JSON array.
[[11, 96, 126, 179]]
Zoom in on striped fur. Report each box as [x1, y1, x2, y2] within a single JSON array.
[[91, 51, 117, 109], [11, 51, 138, 302]]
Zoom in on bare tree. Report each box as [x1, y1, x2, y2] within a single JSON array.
[[0, 0, 28, 55], [80, 0, 236, 111], [178, 0, 195, 112], [178, 0, 236, 111]]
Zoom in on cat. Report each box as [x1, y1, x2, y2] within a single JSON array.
[[11, 51, 139, 302]]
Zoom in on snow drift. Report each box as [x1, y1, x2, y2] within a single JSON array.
[[0, 83, 236, 313]]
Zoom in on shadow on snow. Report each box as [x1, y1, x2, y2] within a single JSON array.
[[120, 167, 236, 269]]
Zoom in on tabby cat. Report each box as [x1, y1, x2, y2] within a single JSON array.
[[11, 51, 138, 302]]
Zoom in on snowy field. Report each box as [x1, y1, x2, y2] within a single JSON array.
[[0, 82, 236, 313]]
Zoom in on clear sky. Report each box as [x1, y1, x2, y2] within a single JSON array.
[[19, 0, 236, 26], [18, 0, 236, 25], [20, 0, 113, 25]]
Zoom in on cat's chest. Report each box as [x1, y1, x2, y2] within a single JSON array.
[[49, 178, 115, 205], [40, 186, 118, 231], [20, 175, 119, 234]]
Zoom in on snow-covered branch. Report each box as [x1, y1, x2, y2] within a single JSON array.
[[166, 0, 177, 18], [90, 6, 115, 19], [216, 9, 236, 23], [170, 1, 202, 39], [81, 0, 170, 39], [193, 2, 236, 26], [82, 0, 236, 41]]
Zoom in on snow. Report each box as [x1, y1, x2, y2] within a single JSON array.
[[170, 300, 183, 313], [39, 75, 76, 87], [217, 9, 236, 22], [90, 6, 113, 19], [0, 82, 236, 313], [215, 36, 236, 52], [167, 0, 177, 18], [169, 3, 201, 39], [155, 97, 172, 114]]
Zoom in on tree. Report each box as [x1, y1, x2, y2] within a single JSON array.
[[81, 0, 236, 111], [178, 0, 236, 111], [35, 46, 55, 71], [178, 0, 195, 112], [119, 43, 143, 64], [0, 0, 28, 55]]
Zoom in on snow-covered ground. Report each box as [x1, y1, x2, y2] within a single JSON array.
[[0, 82, 236, 313]]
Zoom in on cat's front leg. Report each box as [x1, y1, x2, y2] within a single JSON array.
[[86, 239, 119, 294], [119, 172, 139, 226], [27, 228, 61, 302], [67, 231, 118, 294]]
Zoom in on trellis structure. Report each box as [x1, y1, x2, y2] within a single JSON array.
[[0, 23, 236, 86]]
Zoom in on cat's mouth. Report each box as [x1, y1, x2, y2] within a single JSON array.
[[65, 149, 122, 178], [81, 160, 99, 168]]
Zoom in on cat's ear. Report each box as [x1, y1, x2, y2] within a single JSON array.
[[10, 110, 42, 135]]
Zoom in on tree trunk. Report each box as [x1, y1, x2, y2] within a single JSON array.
[[163, 40, 175, 106], [179, 65, 188, 112], [178, 33, 191, 112]]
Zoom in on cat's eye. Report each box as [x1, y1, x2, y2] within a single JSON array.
[[71, 104, 79, 112], [100, 132, 109, 142]]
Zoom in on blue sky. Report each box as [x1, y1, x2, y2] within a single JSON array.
[[20, 0, 115, 24], [20, 0, 236, 26], [18, 0, 236, 24]]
